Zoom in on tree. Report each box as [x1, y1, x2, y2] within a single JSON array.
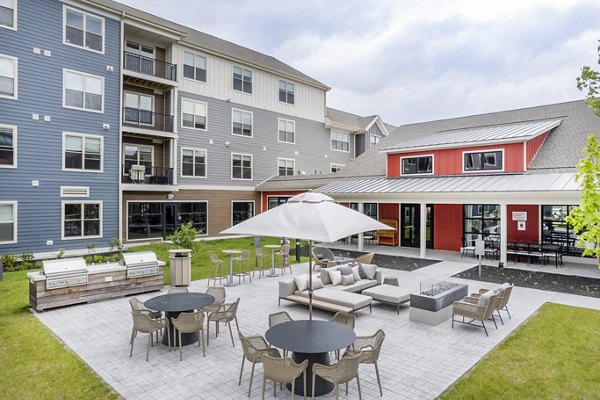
[[166, 221, 202, 252], [566, 41, 600, 267]]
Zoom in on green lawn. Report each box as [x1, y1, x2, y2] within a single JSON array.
[[441, 302, 600, 400]]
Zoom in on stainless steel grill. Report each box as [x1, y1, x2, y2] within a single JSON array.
[[42, 258, 88, 290], [121, 252, 160, 278]]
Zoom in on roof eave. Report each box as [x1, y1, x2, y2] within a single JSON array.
[[379, 135, 540, 154]]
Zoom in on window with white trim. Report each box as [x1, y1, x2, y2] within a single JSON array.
[[64, 70, 103, 112], [124, 92, 153, 126], [402, 156, 432, 175], [0, 0, 16, 30], [279, 80, 294, 104], [330, 163, 344, 173], [233, 66, 252, 93], [232, 109, 252, 137], [181, 148, 206, 177], [370, 133, 381, 147], [181, 98, 207, 130], [183, 51, 206, 82], [464, 150, 503, 171], [0, 202, 16, 243], [63, 202, 101, 238], [124, 144, 153, 175], [0, 54, 17, 98], [232, 201, 254, 226], [64, 133, 102, 171], [278, 158, 295, 176], [64, 6, 103, 52], [330, 129, 349, 152], [0, 125, 15, 167], [231, 153, 252, 180], [278, 118, 295, 143]]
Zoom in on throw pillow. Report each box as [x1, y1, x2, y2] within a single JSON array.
[[357, 263, 368, 279], [338, 265, 353, 276], [293, 274, 308, 292], [329, 270, 343, 286], [477, 290, 496, 307], [361, 264, 378, 280], [319, 266, 337, 285], [342, 274, 355, 286], [351, 266, 361, 282], [309, 276, 324, 290]]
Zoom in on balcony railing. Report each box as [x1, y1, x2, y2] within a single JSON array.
[[122, 164, 174, 185], [123, 51, 177, 81], [122, 107, 174, 133]]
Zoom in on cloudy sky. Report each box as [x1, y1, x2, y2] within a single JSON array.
[[117, 0, 600, 126]]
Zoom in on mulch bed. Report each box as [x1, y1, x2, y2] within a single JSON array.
[[453, 265, 600, 298], [331, 249, 440, 271]]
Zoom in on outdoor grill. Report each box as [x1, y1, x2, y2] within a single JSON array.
[[42, 258, 88, 290], [121, 252, 160, 278]]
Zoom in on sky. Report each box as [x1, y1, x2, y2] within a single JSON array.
[[116, 0, 600, 126]]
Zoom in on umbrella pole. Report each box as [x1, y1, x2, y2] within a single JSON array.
[[308, 240, 313, 320]]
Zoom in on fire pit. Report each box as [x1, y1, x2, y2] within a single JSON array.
[[409, 281, 468, 325]]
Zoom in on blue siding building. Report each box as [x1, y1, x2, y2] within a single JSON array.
[[0, 0, 120, 255]]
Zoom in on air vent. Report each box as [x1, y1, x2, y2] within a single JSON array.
[[60, 186, 90, 197]]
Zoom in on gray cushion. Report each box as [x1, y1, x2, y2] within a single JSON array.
[[357, 263, 368, 279], [310, 276, 324, 290], [312, 288, 372, 310], [363, 284, 411, 303], [351, 266, 361, 282], [338, 265, 353, 276], [478, 290, 495, 307], [361, 264, 378, 280], [319, 266, 337, 285], [329, 270, 342, 286], [342, 274, 355, 286], [293, 274, 308, 292]]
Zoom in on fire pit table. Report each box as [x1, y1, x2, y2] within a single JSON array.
[[409, 281, 468, 326]]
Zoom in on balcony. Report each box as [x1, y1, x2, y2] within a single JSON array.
[[124, 51, 177, 82], [122, 164, 174, 185], [122, 107, 174, 133]]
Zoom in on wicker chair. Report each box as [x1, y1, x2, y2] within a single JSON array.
[[262, 353, 308, 400], [330, 312, 356, 359], [452, 291, 500, 336], [234, 249, 252, 284], [171, 310, 205, 360], [311, 247, 336, 269], [275, 244, 292, 275], [207, 298, 240, 347], [268, 311, 294, 356], [254, 247, 269, 278], [344, 329, 385, 396], [168, 286, 189, 294], [470, 283, 513, 324], [238, 332, 281, 398], [352, 253, 374, 264], [202, 286, 226, 314], [207, 251, 226, 287], [129, 311, 170, 361], [312, 352, 362, 400], [128, 297, 163, 343]]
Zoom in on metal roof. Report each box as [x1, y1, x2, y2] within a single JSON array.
[[380, 119, 562, 153], [314, 173, 579, 195]]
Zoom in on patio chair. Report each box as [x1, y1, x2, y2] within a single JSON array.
[[234, 249, 252, 284], [253, 247, 269, 278], [311, 246, 336, 269], [352, 253, 374, 265], [238, 332, 281, 398], [344, 329, 385, 396], [207, 298, 240, 347], [268, 311, 294, 356], [129, 311, 170, 361], [202, 286, 226, 315], [460, 237, 476, 258], [330, 312, 356, 359], [275, 244, 292, 275], [168, 286, 189, 294], [452, 290, 499, 336], [128, 297, 162, 343], [171, 310, 205, 360], [262, 353, 308, 400], [470, 283, 513, 324], [207, 251, 226, 287], [312, 352, 362, 400]]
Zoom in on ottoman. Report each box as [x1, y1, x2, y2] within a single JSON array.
[[363, 284, 412, 314]]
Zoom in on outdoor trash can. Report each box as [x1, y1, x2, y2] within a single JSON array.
[[169, 249, 192, 286]]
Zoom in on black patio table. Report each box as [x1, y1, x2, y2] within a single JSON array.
[[265, 320, 356, 397], [144, 292, 214, 347]]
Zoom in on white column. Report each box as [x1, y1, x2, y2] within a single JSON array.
[[420, 203, 427, 259], [358, 202, 364, 251], [500, 203, 508, 264]]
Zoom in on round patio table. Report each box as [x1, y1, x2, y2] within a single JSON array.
[[222, 249, 242, 286], [265, 320, 356, 397], [144, 292, 214, 346], [264, 244, 281, 277]]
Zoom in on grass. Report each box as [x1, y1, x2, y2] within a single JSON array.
[[441, 302, 600, 400]]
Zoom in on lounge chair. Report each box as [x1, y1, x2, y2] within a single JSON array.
[[470, 283, 513, 324], [451, 290, 499, 336], [311, 246, 336, 269], [352, 253, 374, 264]]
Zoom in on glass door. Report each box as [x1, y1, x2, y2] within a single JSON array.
[[163, 203, 178, 238], [401, 204, 433, 248]]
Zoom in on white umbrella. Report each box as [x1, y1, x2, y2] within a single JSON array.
[[221, 192, 392, 318]]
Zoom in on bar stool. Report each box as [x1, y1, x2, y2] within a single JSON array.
[[207, 251, 226, 287], [253, 247, 268, 278], [233, 249, 252, 284]]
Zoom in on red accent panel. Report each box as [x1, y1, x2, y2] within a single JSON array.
[[507, 205, 539, 243], [433, 204, 463, 251], [261, 191, 303, 212], [387, 154, 400, 177], [526, 131, 549, 167], [378, 203, 399, 220]]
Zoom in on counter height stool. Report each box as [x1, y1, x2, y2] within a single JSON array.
[[208, 251, 226, 287], [234, 249, 252, 284]]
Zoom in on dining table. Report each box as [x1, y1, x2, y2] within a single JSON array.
[[265, 320, 356, 397], [144, 292, 214, 346], [222, 249, 242, 286], [264, 244, 281, 277]]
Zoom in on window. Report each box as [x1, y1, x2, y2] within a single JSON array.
[[233, 66, 252, 93], [232, 109, 252, 137], [463, 204, 500, 245], [179, 202, 207, 233], [370, 133, 381, 147], [125, 41, 154, 74], [0, 54, 17, 98], [0, 0, 16, 30], [330, 163, 344, 173], [279, 80, 294, 104], [63, 133, 102, 171], [124, 92, 153, 126], [0, 125, 15, 167], [402, 155, 433, 175], [0, 202, 16, 243], [330, 129, 349, 152], [232, 201, 254, 226], [181, 99, 207, 130], [183, 51, 206, 82], [124, 144, 153, 175], [64, 7, 103, 52], [127, 202, 207, 240], [350, 203, 378, 219], [278, 158, 295, 176], [181, 148, 206, 177], [267, 196, 290, 210], [542, 205, 581, 254], [278, 118, 295, 143], [231, 153, 252, 180], [64, 70, 103, 112], [63, 202, 101, 239], [464, 150, 503, 172]]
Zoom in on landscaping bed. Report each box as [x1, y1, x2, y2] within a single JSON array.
[[334, 249, 440, 271], [453, 265, 600, 298]]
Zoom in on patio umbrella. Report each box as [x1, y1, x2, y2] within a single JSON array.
[[221, 192, 392, 319]]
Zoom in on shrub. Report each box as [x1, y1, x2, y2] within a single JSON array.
[[19, 252, 34, 270], [166, 221, 202, 252], [86, 242, 97, 254], [1, 253, 16, 271], [57, 248, 66, 259], [108, 237, 125, 253]]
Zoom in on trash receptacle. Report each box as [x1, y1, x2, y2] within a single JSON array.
[[169, 249, 192, 286]]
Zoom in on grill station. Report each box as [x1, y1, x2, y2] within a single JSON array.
[[42, 258, 88, 290], [121, 252, 160, 278]]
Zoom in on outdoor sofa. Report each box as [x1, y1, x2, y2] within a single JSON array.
[[278, 263, 382, 313]]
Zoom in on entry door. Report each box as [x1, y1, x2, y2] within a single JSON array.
[[163, 204, 178, 238], [401, 204, 434, 248]]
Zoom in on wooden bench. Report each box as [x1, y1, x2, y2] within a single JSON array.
[[376, 218, 399, 246]]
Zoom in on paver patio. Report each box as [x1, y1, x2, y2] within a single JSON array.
[[35, 259, 600, 399]]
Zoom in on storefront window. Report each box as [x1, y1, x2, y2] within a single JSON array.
[[463, 204, 500, 245], [542, 205, 580, 253]]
